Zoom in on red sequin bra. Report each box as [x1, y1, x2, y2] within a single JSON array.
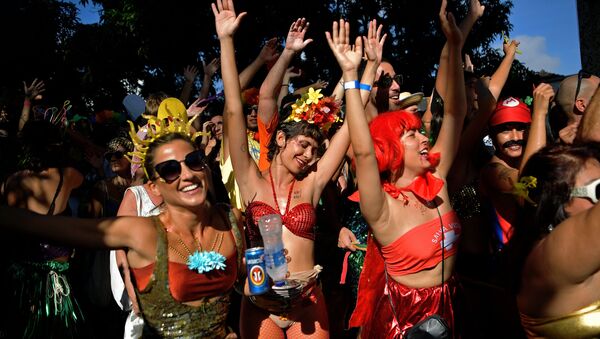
[[246, 169, 317, 242]]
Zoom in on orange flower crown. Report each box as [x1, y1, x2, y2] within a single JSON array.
[[285, 88, 341, 132]]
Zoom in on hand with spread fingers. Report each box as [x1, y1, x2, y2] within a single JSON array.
[[325, 19, 363, 72], [362, 19, 387, 65], [285, 18, 313, 53], [211, 0, 247, 39], [259, 37, 280, 63], [23, 78, 45, 100], [203, 58, 220, 77]]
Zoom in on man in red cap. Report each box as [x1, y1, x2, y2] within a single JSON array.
[[480, 97, 531, 250]]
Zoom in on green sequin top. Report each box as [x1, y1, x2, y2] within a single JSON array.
[[136, 208, 244, 338]]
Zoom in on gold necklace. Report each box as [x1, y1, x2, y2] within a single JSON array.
[[168, 230, 224, 261]]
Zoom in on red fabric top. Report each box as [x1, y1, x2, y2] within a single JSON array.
[[246, 201, 316, 241], [349, 211, 461, 328], [381, 210, 461, 276], [131, 249, 238, 302]]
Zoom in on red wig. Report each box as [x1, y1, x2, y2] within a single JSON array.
[[369, 110, 437, 174]]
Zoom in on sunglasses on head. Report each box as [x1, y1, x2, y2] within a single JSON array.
[[374, 73, 403, 88], [571, 177, 600, 204], [104, 151, 125, 161], [574, 70, 593, 104], [153, 150, 206, 183]]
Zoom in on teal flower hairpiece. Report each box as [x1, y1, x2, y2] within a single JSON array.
[[187, 251, 227, 274]]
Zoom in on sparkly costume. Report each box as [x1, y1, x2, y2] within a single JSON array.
[[133, 209, 243, 338], [520, 300, 600, 338], [6, 170, 83, 338], [349, 211, 461, 339]]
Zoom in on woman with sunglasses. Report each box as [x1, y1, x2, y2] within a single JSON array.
[[1, 119, 84, 338], [339, 1, 465, 337], [505, 143, 600, 338], [0, 102, 245, 337], [90, 136, 134, 217], [215, 1, 355, 337]]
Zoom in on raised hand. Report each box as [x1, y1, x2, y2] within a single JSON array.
[[285, 18, 313, 53], [503, 39, 521, 56], [183, 65, 199, 82], [362, 19, 387, 64], [439, 0, 462, 46], [23, 79, 45, 100], [325, 19, 363, 72], [203, 58, 220, 77], [259, 37, 279, 63], [211, 0, 246, 39], [464, 54, 475, 72], [468, 0, 485, 20], [532, 83, 555, 113]]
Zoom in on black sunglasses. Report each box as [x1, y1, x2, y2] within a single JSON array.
[[104, 151, 125, 161], [153, 150, 206, 183], [574, 70, 592, 106], [374, 73, 403, 88]]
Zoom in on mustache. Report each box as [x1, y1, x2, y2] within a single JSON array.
[[502, 139, 525, 149]]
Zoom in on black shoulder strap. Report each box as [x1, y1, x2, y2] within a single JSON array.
[[47, 168, 64, 215]]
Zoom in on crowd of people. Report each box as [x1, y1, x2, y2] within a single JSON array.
[[1, 0, 600, 338]]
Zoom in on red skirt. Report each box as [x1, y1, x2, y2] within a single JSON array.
[[360, 275, 456, 339]]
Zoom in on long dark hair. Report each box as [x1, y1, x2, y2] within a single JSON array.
[[17, 120, 66, 171], [502, 142, 600, 292]]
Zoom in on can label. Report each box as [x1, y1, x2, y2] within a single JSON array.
[[245, 247, 268, 295]]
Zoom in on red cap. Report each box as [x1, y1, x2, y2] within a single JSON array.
[[490, 97, 531, 127]]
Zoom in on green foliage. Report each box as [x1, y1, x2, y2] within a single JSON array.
[[2, 0, 529, 114]]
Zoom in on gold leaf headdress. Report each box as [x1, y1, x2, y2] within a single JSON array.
[[126, 97, 207, 179]]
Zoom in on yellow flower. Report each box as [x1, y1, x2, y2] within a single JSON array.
[[305, 88, 323, 105]]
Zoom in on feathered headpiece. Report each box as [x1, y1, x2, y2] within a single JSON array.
[[127, 97, 208, 179], [285, 88, 341, 132]]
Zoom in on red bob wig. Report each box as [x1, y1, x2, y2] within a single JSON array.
[[369, 110, 439, 174]]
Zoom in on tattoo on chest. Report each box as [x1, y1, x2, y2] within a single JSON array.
[[293, 190, 302, 199]]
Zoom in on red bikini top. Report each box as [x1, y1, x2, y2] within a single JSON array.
[[245, 169, 316, 242]]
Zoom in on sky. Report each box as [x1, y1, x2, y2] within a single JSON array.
[[72, 0, 582, 76]]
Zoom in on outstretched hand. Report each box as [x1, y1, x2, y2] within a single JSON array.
[[362, 19, 386, 64], [259, 37, 279, 63], [23, 79, 45, 100], [325, 19, 363, 72], [468, 0, 485, 20], [183, 65, 199, 82], [503, 39, 521, 56], [439, 0, 462, 46], [211, 0, 246, 39], [285, 18, 313, 53], [203, 58, 220, 77]]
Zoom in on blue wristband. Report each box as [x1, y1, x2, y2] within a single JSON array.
[[343, 80, 360, 90], [359, 83, 372, 91]]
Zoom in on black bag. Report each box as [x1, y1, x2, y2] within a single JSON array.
[[403, 314, 451, 339]]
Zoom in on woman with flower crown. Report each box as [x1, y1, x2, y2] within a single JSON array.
[[0, 97, 245, 338], [339, 0, 466, 337], [214, 0, 365, 337]]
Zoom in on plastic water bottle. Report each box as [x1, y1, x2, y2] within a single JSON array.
[[258, 214, 288, 284]]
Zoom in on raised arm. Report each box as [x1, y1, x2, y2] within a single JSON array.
[[258, 18, 312, 124], [576, 87, 600, 142], [433, 0, 484, 101], [361, 19, 387, 106], [326, 19, 388, 228], [277, 67, 301, 107], [519, 83, 554, 172], [180, 65, 199, 105], [488, 39, 520, 100], [199, 58, 220, 100], [213, 0, 257, 195], [240, 37, 279, 91], [312, 19, 362, 199], [430, 0, 466, 176], [18, 79, 45, 132]]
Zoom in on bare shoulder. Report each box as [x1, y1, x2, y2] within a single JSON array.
[[481, 161, 518, 192]]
